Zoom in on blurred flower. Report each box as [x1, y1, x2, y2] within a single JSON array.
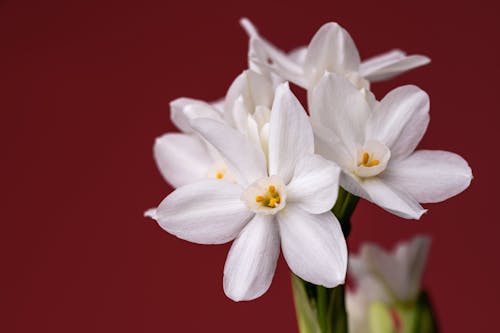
[[347, 236, 435, 333], [240, 18, 430, 91], [310, 73, 472, 219], [148, 83, 346, 301]]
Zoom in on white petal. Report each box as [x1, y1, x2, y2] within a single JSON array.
[[240, 19, 307, 87], [393, 236, 431, 300], [191, 118, 267, 186], [311, 73, 370, 155], [361, 178, 427, 219], [154, 133, 215, 188], [304, 22, 361, 86], [340, 173, 369, 199], [268, 83, 314, 183], [287, 46, 308, 66], [382, 150, 472, 203], [143, 208, 157, 219], [360, 49, 431, 82], [353, 236, 431, 302], [224, 70, 273, 128], [170, 98, 222, 133], [223, 214, 280, 301], [287, 154, 340, 214], [313, 123, 353, 171], [278, 206, 347, 287], [154, 180, 253, 244], [366, 85, 429, 160]]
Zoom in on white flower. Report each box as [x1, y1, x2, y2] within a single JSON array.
[[153, 98, 229, 188], [153, 69, 275, 188], [311, 73, 472, 219], [240, 18, 430, 91], [347, 236, 431, 333], [149, 83, 346, 301]]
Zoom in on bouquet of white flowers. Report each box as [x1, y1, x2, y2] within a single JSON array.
[[145, 18, 472, 333]]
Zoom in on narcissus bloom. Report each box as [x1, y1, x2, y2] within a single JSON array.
[[311, 73, 472, 219], [149, 83, 347, 301], [347, 236, 431, 333], [240, 18, 430, 91], [154, 69, 274, 188]]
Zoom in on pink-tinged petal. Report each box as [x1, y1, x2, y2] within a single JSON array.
[[311, 73, 370, 155], [223, 214, 280, 301], [360, 49, 431, 82], [304, 22, 361, 86], [278, 206, 347, 287], [170, 97, 223, 133], [361, 178, 427, 219], [154, 133, 214, 188], [382, 150, 472, 203], [287, 154, 340, 214], [153, 179, 253, 244], [268, 83, 314, 183], [366, 85, 429, 160], [191, 118, 267, 186]]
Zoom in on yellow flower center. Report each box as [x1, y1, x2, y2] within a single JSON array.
[[255, 185, 281, 208], [359, 152, 380, 167]]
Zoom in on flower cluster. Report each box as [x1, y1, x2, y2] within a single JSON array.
[[146, 18, 472, 307]]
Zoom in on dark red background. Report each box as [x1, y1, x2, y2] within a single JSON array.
[[1, 0, 497, 332]]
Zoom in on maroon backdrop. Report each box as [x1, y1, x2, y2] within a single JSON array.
[[1, 0, 497, 332]]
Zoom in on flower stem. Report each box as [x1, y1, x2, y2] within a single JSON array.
[[292, 187, 359, 333]]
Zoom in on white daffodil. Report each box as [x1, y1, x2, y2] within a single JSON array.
[[240, 18, 430, 91], [347, 236, 431, 333], [153, 97, 235, 188], [310, 73, 472, 219], [153, 69, 275, 188], [149, 83, 346, 301]]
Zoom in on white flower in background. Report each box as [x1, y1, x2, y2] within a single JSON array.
[[148, 83, 346, 301], [310, 73, 472, 219], [153, 69, 275, 188], [347, 236, 431, 333], [240, 18, 430, 92]]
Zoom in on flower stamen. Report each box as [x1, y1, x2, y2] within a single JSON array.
[[358, 151, 380, 167], [255, 184, 281, 208], [216, 172, 224, 179]]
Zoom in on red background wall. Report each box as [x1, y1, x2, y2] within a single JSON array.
[[1, 0, 497, 332]]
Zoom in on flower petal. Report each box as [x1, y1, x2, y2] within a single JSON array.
[[278, 206, 347, 287], [288, 46, 308, 66], [360, 49, 431, 82], [240, 18, 307, 87], [154, 133, 215, 188], [170, 98, 223, 133], [366, 85, 429, 160], [311, 73, 371, 155], [361, 178, 427, 219], [393, 236, 431, 300], [223, 214, 280, 301], [287, 154, 340, 214], [154, 179, 253, 244], [191, 118, 267, 186], [268, 83, 314, 183], [352, 236, 430, 301], [382, 150, 472, 203], [224, 70, 273, 128], [304, 22, 361, 86]]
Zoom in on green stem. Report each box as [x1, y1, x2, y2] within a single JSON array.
[[292, 187, 359, 333]]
